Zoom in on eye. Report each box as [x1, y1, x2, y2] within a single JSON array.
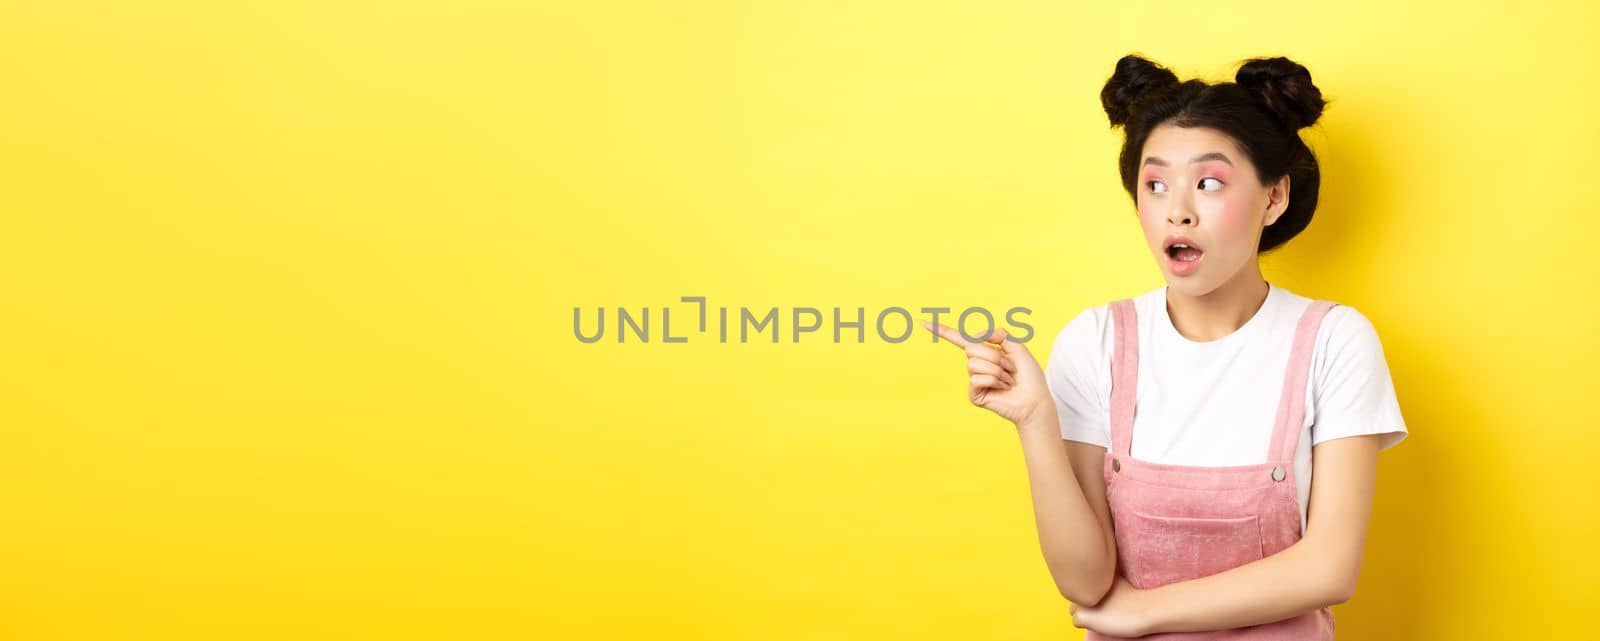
[[1146, 179, 1167, 194], [1198, 177, 1224, 191]]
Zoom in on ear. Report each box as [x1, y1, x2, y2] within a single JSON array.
[[1263, 174, 1291, 226]]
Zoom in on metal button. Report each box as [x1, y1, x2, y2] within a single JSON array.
[[1271, 466, 1285, 482], [1112, 458, 1121, 473]]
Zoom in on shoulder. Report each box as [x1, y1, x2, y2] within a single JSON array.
[[1268, 285, 1384, 349], [1044, 287, 1158, 371], [1046, 291, 1146, 358], [1306, 300, 1396, 385], [1299, 298, 1409, 449], [1315, 303, 1386, 354], [1051, 302, 1109, 348], [1045, 304, 1108, 375]]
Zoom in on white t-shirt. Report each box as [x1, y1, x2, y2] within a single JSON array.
[[1045, 282, 1408, 536]]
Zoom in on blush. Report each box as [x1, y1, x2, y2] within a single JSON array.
[[1216, 194, 1255, 222]]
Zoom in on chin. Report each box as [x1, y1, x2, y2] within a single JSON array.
[[1161, 274, 1220, 298], [1164, 280, 1202, 296]]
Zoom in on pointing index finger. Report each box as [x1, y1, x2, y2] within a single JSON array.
[[920, 320, 975, 348]]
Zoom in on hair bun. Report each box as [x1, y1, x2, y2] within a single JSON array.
[[1101, 54, 1180, 127], [1234, 56, 1327, 130]]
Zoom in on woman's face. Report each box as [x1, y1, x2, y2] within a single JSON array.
[[1135, 124, 1290, 297]]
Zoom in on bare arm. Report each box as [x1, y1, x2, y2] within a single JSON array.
[[1013, 411, 1117, 606], [919, 320, 1117, 607], [1137, 434, 1379, 632]]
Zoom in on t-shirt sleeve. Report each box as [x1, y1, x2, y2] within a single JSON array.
[[1045, 307, 1112, 448], [1309, 305, 1409, 451]]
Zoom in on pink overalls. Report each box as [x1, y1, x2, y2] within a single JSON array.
[[1085, 297, 1338, 640]]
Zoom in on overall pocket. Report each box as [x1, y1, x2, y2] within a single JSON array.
[[1115, 510, 1265, 590]]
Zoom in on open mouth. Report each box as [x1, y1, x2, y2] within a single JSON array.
[[1163, 239, 1204, 276], [1165, 244, 1204, 263]]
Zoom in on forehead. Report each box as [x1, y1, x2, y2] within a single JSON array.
[[1140, 125, 1247, 169]]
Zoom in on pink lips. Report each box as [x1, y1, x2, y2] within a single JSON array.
[[1168, 250, 1202, 276], [1164, 239, 1204, 276]]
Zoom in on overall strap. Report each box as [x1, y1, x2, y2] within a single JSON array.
[[1108, 299, 1139, 458], [1267, 300, 1339, 463]]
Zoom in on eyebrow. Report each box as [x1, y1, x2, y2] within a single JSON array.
[[1142, 152, 1234, 168]]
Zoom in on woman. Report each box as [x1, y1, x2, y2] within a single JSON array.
[[921, 54, 1408, 638]]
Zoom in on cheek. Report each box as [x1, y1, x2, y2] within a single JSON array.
[[1211, 194, 1258, 230], [1135, 198, 1156, 224]]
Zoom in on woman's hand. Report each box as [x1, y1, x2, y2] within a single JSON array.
[[1069, 575, 1154, 637], [920, 321, 1051, 427]]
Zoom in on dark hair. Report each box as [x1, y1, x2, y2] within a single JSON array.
[[1100, 54, 1330, 253]]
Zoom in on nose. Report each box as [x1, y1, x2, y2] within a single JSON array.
[[1165, 192, 1197, 226]]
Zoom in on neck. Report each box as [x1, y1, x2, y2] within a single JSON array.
[[1165, 268, 1270, 342]]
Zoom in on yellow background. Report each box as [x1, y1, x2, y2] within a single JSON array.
[[2, 1, 1596, 639]]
